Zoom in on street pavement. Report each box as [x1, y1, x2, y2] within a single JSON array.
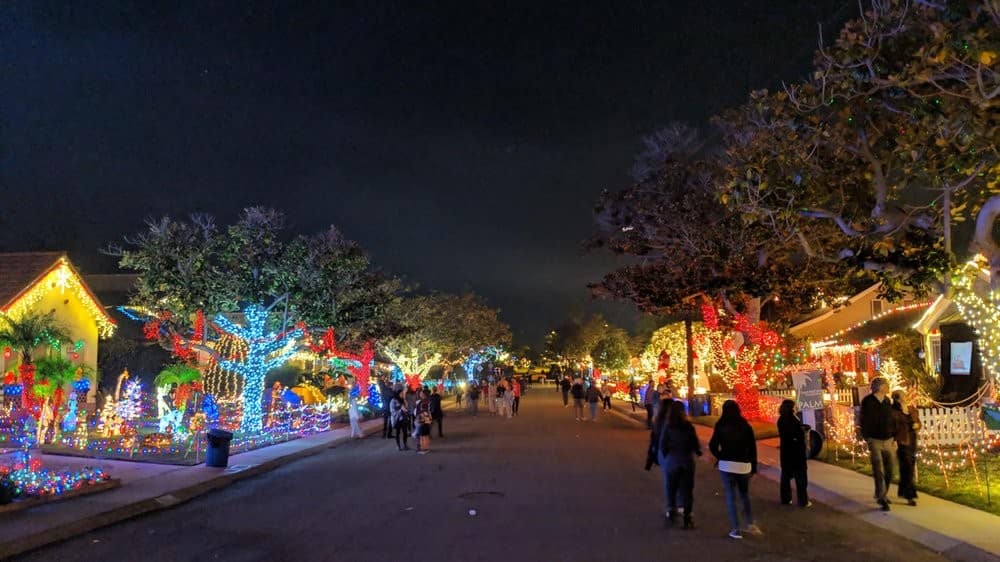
[[16, 386, 946, 562]]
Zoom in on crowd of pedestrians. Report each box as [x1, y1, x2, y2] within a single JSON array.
[[375, 380, 447, 455], [460, 375, 524, 418]]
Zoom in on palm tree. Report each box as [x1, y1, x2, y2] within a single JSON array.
[[0, 311, 71, 411], [155, 363, 202, 411], [35, 356, 92, 423]]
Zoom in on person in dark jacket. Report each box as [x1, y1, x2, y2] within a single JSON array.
[[585, 384, 602, 421], [891, 390, 921, 506], [709, 400, 759, 540], [560, 376, 572, 406], [570, 379, 585, 421], [860, 377, 896, 511], [659, 400, 702, 529], [429, 388, 444, 438], [379, 378, 393, 439], [777, 399, 810, 507]]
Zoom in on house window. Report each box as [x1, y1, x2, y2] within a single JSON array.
[[871, 299, 885, 317]]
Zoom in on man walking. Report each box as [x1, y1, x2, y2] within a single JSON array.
[[560, 376, 572, 407], [571, 378, 586, 421], [379, 378, 393, 438], [860, 376, 897, 511], [430, 387, 444, 438], [644, 379, 660, 430], [585, 383, 602, 421], [512, 378, 522, 416]]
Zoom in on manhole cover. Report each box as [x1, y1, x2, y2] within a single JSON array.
[[458, 491, 505, 500]]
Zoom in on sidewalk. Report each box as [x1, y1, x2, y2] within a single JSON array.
[[0, 417, 385, 559], [609, 402, 1000, 562]]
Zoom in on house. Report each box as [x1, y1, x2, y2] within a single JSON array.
[[913, 264, 991, 402], [0, 252, 116, 403], [788, 283, 933, 382]]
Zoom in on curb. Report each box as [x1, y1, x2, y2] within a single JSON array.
[[609, 403, 1000, 562], [0, 421, 382, 560]]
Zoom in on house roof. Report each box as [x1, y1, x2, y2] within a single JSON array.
[[0, 252, 67, 308], [788, 283, 882, 336], [0, 252, 117, 337]]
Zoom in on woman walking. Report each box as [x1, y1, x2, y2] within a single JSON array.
[[892, 390, 921, 506], [415, 389, 433, 454], [585, 383, 602, 421], [390, 390, 411, 451], [709, 400, 760, 539], [659, 400, 702, 528], [777, 399, 810, 507]]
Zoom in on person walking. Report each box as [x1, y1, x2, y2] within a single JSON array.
[[643, 380, 659, 429], [415, 389, 433, 454], [512, 378, 522, 416], [496, 379, 508, 417], [456, 385, 464, 408], [560, 376, 572, 407], [348, 392, 363, 439], [892, 390, 921, 506], [629, 381, 638, 412], [601, 384, 612, 411], [389, 390, 410, 451], [860, 377, 896, 511], [380, 379, 394, 438], [430, 387, 444, 438], [659, 400, 702, 529], [468, 382, 480, 417], [571, 378, 586, 421], [777, 399, 810, 507], [709, 400, 760, 540], [504, 380, 515, 418], [585, 383, 602, 421], [488, 380, 498, 416]]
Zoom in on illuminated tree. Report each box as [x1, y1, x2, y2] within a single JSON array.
[[591, 333, 631, 373], [381, 293, 511, 384], [111, 207, 402, 433]]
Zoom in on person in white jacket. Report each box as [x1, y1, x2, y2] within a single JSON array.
[[348, 392, 363, 439]]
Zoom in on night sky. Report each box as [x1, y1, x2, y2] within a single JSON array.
[[2, 1, 850, 345]]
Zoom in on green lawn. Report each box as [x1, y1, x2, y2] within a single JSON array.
[[821, 446, 1000, 517], [692, 416, 779, 440]]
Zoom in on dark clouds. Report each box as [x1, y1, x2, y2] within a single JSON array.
[[1, 1, 850, 345]]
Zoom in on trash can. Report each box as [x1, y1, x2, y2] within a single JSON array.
[[206, 429, 233, 467]]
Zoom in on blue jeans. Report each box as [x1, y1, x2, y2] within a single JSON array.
[[720, 471, 753, 531], [588, 402, 598, 420], [659, 452, 695, 514]]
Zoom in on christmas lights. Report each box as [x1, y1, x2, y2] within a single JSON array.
[[213, 304, 303, 434], [4, 258, 116, 338]]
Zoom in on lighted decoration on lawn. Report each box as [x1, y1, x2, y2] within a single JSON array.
[[879, 358, 905, 391], [115, 378, 144, 425], [212, 304, 303, 434]]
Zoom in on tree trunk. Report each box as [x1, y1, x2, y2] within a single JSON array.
[[974, 195, 1000, 290], [684, 315, 695, 397]]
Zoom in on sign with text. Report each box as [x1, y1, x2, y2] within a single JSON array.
[[792, 370, 825, 411]]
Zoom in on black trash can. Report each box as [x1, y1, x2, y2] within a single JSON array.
[[206, 429, 233, 467]]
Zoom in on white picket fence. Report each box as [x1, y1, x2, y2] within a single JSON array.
[[759, 388, 853, 405], [916, 406, 989, 448]]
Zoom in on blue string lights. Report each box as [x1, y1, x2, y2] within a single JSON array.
[[213, 304, 303, 434]]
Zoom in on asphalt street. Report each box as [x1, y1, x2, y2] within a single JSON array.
[[16, 386, 946, 562]]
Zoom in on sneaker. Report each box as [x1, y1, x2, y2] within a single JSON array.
[[728, 529, 743, 540], [801, 501, 813, 508], [743, 524, 763, 536], [418, 450, 429, 455], [878, 500, 890, 512], [907, 499, 917, 507]]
